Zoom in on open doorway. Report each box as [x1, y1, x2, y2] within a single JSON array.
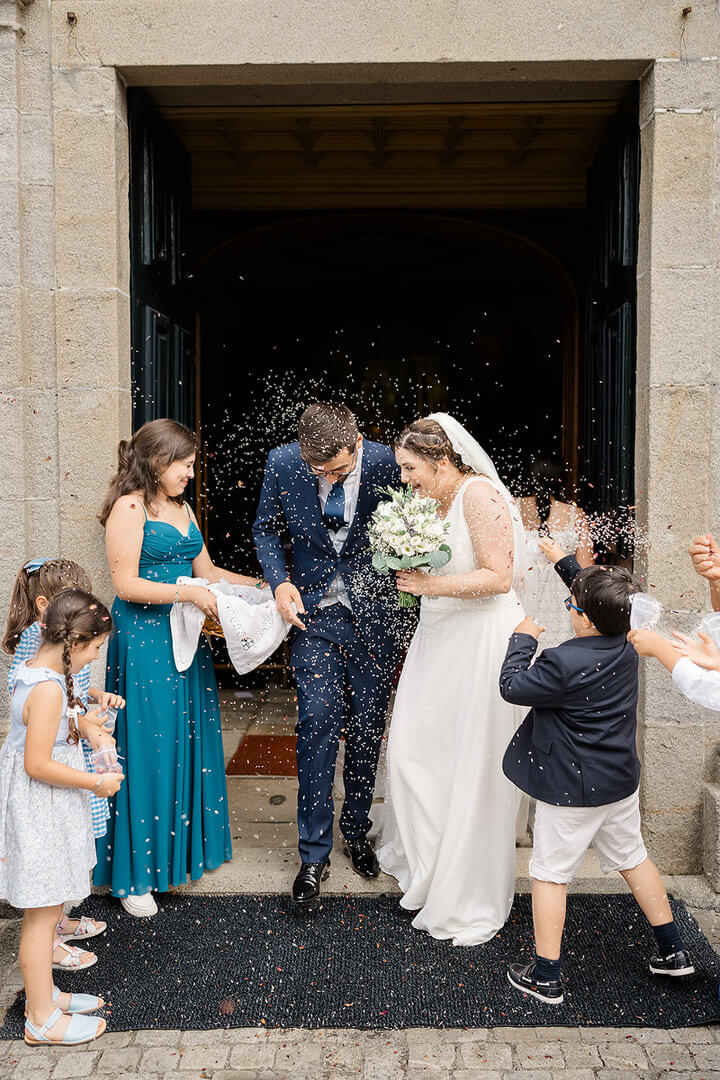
[[127, 90, 639, 783]]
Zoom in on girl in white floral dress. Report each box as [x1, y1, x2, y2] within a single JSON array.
[[2, 557, 123, 971], [0, 589, 124, 1047]]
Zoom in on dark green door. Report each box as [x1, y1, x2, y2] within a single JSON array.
[[128, 88, 195, 432], [582, 92, 639, 522]]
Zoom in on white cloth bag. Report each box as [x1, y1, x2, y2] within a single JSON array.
[[170, 577, 288, 674]]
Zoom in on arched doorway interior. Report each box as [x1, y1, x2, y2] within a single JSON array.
[[194, 212, 580, 593]]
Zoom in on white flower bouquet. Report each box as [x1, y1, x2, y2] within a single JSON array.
[[369, 486, 452, 608]]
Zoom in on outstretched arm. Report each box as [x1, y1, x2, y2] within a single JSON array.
[[627, 629, 680, 673], [499, 634, 568, 706]]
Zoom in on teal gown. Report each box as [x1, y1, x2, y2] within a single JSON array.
[[94, 506, 232, 896]]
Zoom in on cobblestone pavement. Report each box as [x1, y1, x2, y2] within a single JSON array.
[[0, 1022, 718, 1080]]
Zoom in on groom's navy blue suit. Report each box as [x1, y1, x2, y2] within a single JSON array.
[[252, 439, 405, 862]]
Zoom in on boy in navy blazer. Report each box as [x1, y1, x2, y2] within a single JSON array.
[[499, 551, 694, 1004]]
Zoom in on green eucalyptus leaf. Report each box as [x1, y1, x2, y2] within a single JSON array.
[[425, 546, 452, 569]]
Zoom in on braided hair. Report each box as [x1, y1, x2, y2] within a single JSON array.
[[39, 588, 113, 744], [395, 418, 475, 475]]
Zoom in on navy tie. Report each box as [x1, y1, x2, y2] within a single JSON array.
[[323, 481, 346, 532]]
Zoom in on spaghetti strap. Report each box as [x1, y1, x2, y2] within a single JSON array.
[[136, 499, 148, 521], [184, 502, 192, 520]]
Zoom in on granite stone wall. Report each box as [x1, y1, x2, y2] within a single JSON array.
[[1, 0, 719, 877]]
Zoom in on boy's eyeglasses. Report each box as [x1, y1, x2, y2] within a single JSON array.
[[564, 595, 584, 615]]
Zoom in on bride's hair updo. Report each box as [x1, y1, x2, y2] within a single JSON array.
[[395, 418, 474, 475]]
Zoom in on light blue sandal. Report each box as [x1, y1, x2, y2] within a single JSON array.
[[52, 985, 105, 1014], [24, 985, 105, 1019], [24, 1006, 105, 1046]]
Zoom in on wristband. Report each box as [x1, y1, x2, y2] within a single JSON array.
[[94, 776, 103, 790], [174, 581, 181, 604]]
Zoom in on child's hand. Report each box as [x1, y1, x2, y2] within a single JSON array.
[[688, 534, 720, 581], [514, 615, 545, 639], [671, 629, 720, 671], [537, 537, 565, 564], [95, 771, 124, 797], [95, 691, 125, 711], [78, 709, 116, 751], [627, 628, 665, 657]]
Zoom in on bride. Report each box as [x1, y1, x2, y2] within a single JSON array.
[[377, 414, 527, 946]]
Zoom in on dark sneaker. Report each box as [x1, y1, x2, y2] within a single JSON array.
[[507, 961, 564, 1005], [649, 949, 695, 977]]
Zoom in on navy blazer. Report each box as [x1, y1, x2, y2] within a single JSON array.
[[252, 439, 405, 663], [500, 556, 640, 807]]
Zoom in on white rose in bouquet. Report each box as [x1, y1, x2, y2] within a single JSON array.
[[369, 486, 452, 608]]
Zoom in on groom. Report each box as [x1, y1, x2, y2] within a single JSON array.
[[253, 402, 405, 904]]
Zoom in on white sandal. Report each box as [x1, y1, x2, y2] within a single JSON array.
[[56, 915, 107, 943], [52, 941, 98, 971]]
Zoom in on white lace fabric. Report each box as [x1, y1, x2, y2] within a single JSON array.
[[170, 578, 288, 674]]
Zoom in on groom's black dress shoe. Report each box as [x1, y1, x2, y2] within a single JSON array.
[[343, 837, 380, 879], [292, 860, 330, 905]]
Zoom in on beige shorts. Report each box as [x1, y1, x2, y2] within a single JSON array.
[[529, 789, 648, 885]]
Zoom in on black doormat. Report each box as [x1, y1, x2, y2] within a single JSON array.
[[2, 893, 719, 1036]]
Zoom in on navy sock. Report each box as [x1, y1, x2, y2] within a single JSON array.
[[534, 954, 561, 981], [652, 920, 685, 955]]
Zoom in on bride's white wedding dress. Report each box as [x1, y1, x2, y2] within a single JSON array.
[[377, 475, 526, 946]]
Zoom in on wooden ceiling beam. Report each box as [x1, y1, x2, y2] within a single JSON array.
[[370, 117, 389, 167], [294, 118, 322, 168]]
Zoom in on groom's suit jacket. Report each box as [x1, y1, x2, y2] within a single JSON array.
[[499, 555, 640, 807], [252, 439, 405, 665]]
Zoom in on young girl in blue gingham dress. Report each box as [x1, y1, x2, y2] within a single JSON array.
[[3, 558, 124, 971]]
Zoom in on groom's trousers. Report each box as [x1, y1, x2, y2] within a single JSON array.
[[290, 604, 394, 863]]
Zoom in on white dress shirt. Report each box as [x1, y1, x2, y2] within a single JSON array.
[[672, 655, 720, 714], [316, 441, 363, 611]]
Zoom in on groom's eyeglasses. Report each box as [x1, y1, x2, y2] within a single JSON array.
[[564, 595, 584, 615], [304, 445, 358, 480]]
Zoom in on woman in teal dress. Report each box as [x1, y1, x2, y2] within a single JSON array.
[[96, 419, 263, 917]]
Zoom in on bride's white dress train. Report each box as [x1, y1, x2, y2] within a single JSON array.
[[377, 475, 526, 946]]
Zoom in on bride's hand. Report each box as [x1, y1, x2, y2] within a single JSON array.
[[396, 570, 434, 596]]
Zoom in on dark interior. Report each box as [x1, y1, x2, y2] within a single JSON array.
[[195, 209, 584, 583]]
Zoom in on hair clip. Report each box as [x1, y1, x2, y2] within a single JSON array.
[[24, 557, 54, 575]]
